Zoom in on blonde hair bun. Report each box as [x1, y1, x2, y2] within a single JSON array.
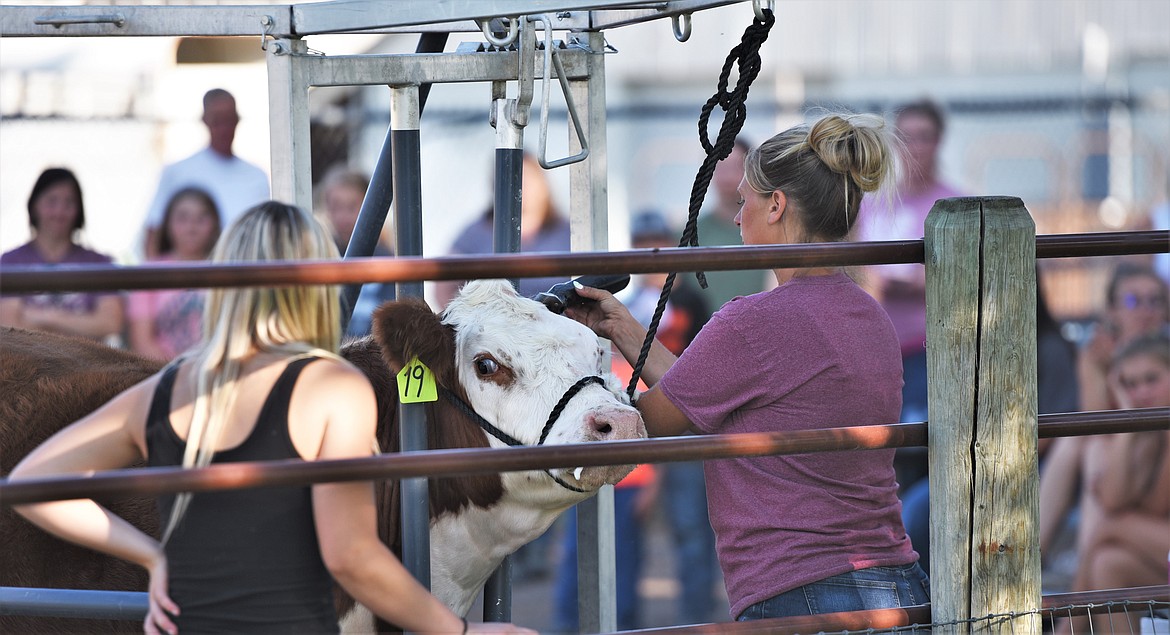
[[807, 113, 891, 193]]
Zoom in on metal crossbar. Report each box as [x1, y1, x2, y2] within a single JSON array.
[[2, 231, 1166, 296], [4, 586, 1166, 632], [3, 410, 1166, 506]]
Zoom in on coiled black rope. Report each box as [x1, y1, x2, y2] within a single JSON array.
[[625, 8, 775, 400]]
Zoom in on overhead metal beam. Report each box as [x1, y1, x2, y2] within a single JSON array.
[[301, 49, 589, 88], [1, 1, 748, 38], [578, 0, 742, 30], [287, 1, 746, 35], [289, 0, 635, 35], [0, 5, 293, 37]]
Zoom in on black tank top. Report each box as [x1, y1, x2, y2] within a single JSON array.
[[147, 357, 339, 634]]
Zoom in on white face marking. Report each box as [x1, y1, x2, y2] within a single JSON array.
[[442, 280, 645, 483]]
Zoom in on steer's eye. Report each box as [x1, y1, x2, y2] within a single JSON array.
[[473, 355, 500, 377]]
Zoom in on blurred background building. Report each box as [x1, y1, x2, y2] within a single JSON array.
[[2, 0, 1168, 320]]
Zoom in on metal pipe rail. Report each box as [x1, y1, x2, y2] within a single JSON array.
[[622, 585, 1170, 634], [0, 587, 146, 620], [3, 409, 1165, 507], [1, 231, 1165, 295], [1035, 229, 1170, 259], [3, 583, 1165, 626], [1037, 408, 1170, 439]]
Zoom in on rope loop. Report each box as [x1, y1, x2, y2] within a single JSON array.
[[625, 8, 774, 399]]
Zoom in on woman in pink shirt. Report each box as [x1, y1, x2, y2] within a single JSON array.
[[569, 114, 925, 621], [128, 188, 221, 360]]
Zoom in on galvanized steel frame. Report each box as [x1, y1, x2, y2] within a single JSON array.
[[0, 1, 741, 38]]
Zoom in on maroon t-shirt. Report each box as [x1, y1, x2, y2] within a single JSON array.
[[659, 272, 917, 618]]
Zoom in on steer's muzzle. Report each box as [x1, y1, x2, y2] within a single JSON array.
[[584, 408, 644, 442], [561, 406, 646, 490]]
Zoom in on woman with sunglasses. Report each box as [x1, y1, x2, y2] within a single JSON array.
[[1041, 332, 1170, 634], [1078, 262, 1169, 412]]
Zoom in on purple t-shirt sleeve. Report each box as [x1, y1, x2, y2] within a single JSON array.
[[659, 307, 759, 433]]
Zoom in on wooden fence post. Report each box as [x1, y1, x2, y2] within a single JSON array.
[[925, 196, 1040, 634]]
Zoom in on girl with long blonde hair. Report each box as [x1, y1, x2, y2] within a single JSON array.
[[12, 202, 532, 635]]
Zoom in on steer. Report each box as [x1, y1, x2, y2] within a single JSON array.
[[0, 279, 646, 633]]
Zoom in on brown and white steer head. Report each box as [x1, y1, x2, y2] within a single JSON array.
[[367, 279, 646, 619]]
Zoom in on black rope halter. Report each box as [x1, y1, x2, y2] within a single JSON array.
[[625, 8, 775, 400], [439, 375, 608, 493]]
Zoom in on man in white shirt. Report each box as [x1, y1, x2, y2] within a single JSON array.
[[142, 89, 269, 259]]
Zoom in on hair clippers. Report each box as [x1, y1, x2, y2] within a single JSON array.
[[534, 274, 630, 314]]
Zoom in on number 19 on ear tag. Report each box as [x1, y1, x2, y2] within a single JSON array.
[[397, 355, 437, 403]]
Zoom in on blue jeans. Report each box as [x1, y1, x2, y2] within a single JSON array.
[[736, 563, 930, 620]]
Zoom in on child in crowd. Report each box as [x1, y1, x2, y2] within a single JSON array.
[[1040, 332, 1169, 633], [129, 188, 221, 360]]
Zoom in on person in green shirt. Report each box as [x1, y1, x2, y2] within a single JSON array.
[[694, 137, 772, 317]]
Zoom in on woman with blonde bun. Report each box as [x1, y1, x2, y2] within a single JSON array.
[[12, 202, 534, 635], [567, 114, 926, 621]]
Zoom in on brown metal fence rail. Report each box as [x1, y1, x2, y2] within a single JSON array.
[[1, 231, 1165, 295], [4, 582, 1163, 628], [2, 410, 1166, 506], [622, 586, 1170, 634]]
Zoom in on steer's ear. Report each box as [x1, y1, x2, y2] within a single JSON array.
[[371, 297, 457, 383]]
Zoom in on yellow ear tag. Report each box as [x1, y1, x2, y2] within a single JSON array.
[[396, 355, 438, 403]]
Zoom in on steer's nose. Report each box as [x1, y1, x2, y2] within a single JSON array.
[[587, 408, 645, 440]]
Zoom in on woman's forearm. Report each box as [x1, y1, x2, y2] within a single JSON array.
[[0, 298, 26, 328], [27, 297, 124, 339], [1076, 339, 1113, 412], [14, 499, 162, 571], [1092, 510, 1170, 567], [1091, 432, 1165, 512], [608, 317, 677, 387], [328, 536, 465, 634]]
